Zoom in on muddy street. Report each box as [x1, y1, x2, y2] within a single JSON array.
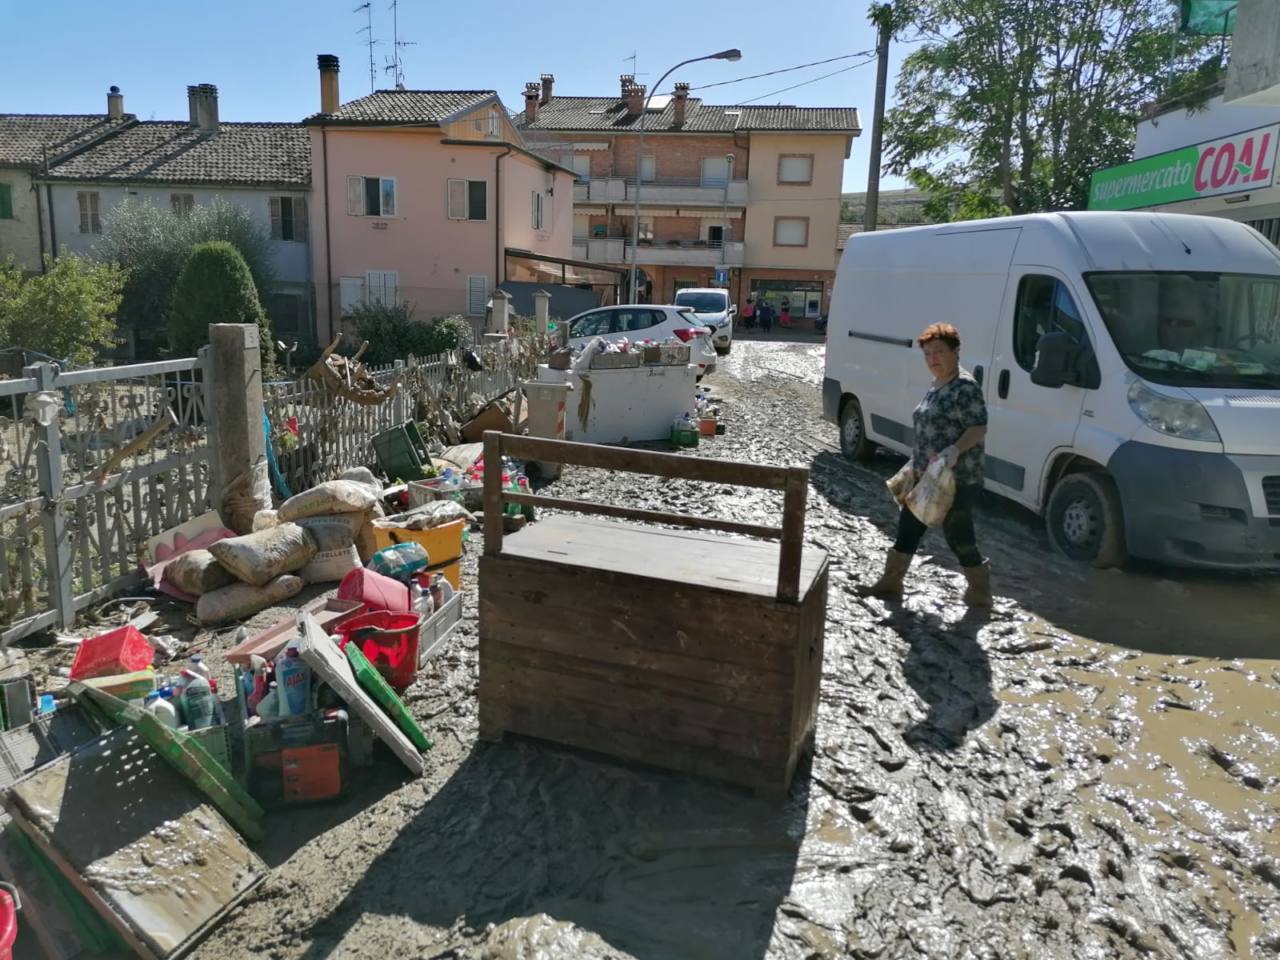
[[194, 339, 1280, 960]]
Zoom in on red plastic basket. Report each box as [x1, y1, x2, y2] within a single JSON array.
[[335, 611, 422, 693], [69, 625, 154, 681]]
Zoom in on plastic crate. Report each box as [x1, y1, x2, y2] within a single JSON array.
[[590, 351, 642, 370], [371, 516, 466, 565], [69, 625, 153, 681], [186, 723, 233, 777]]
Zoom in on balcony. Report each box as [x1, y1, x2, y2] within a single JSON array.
[[573, 236, 744, 267], [572, 177, 748, 206]]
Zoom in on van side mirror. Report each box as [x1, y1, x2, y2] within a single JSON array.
[[1031, 332, 1100, 390]]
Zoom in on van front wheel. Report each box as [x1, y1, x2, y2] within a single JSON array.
[[1045, 471, 1127, 568], [839, 397, 873, 462]]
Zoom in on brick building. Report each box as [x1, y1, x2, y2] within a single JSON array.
[[515, 74, 859, 324]]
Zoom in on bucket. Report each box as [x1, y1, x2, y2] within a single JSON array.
[[336, 611, 422, 692], [0, 883, 19, 960]]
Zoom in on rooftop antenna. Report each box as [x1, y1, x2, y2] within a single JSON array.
[[354, 2, 380, 93], [622, 51, 649, 78], [383, 0, 415, 89]]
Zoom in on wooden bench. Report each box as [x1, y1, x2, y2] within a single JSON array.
[[478, 432, 828, 794]]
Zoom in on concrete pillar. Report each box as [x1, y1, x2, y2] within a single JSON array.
[[487, 289, 512, 336], [533, 290, 551, 336], [208, 323, 269, 532]]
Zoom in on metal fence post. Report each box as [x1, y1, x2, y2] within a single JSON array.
[[27, 363, 75, 630]]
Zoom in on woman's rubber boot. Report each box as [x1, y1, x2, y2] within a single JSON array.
[[857, 550, 912, 599], [962, 562, 993, 608]]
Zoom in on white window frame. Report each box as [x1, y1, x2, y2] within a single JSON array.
[[77, 191, 101, 234], [346, 176, 397, 218], [466, 274, 490, 316], [777, 154, 814, 185], [448, 178, 489, 221], [365, 269, 400, 307], [639, 155, 656, 183], [270, 195, 308, 242], [531, 190, 545, 230]]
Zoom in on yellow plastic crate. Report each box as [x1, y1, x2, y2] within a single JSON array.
[[371, 517, 465, 566]]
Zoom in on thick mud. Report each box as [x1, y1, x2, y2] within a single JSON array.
[[176, 340, 1279, 960]]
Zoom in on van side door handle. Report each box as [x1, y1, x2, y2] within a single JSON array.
[[997, 369, 1010, 399], [973, 365, 984, 387]]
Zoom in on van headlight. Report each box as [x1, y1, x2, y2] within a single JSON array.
[[1127, 381, 1220, 443]]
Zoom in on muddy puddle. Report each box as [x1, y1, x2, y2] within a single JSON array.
[[175, 340, 1280, 959]]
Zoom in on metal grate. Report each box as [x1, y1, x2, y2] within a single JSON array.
[[1264, 476, 1280, 515]]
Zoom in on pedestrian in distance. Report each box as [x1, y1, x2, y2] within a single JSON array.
[[858, 322, 992, 607], [779, 298, 791, 328], [758, 300, 774, 334], [741, 296, 756, 330]]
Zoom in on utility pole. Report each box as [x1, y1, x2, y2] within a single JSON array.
[[863, 4, 894, 234]]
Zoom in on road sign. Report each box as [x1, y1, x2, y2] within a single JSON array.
[[713, 268, 728, 286]]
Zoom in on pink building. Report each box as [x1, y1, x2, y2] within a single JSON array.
[[305, 55, 576, 340]]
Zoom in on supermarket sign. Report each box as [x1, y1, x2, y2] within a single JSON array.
[[1088, 124, 1279, 211]]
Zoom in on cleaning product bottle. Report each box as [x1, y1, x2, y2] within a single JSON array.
[[144, 691, 179, 729], [246, 654, 270, 713], [410, 581, 435, 617], [275, 644, 312, 717], [188, 655, 211, 680], [256, 681, 280, 719], [180, 672, 216, 730]]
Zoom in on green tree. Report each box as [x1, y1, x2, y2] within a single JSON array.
[[170, 241, 276, 374], [94, 197, 274, 357], [884, 0, 1222, 219], [0, 255, 125, 364], [350, 301, 471, 365]]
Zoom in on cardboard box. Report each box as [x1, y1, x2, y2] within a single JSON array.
[[461, 401, 514, 442]]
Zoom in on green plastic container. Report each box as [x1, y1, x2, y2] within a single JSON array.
[[670, 424, 699, 448]]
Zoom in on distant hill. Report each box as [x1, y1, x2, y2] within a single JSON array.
[[841, 188, 928, 225]]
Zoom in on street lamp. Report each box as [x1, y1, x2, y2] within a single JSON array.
[[628, 48, 742, 302]]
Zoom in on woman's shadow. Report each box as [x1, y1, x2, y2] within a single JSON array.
[[895, 604, 997, 751]]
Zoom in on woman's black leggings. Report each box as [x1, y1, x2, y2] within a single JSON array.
[[893, 483, 985, 568]]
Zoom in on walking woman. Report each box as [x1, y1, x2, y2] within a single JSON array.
[[859, 322, 992, 606]]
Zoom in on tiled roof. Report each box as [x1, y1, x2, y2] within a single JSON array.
[[837, 223, 858, 248], [42, 122, 311, 186], [0, 114, 135, 167], [515, 96, 860, 134], [305, 90, 498, 125]]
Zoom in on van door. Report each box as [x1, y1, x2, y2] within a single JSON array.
[[984, 270, 1092, 509]]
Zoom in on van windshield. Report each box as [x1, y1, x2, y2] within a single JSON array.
[[1084, 271, 1280, 389], [674, 291, 728, 314]]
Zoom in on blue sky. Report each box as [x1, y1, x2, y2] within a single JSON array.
[[2, 0, 909, 193]]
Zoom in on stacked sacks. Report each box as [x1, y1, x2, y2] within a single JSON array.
[[279, 474, 385, 583]]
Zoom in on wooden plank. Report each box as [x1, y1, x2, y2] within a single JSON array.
[[502, 701, 780, 791], [777, 467, 810, 603], [494, 433, 795, 490], [786, 569, 828, 786], [495, 516, 826, 600], [478, 574, 798, 672], [503, 491, 781, 540], [482, 636, 791, 719], [483, 431, 503, 556], [485, 644, 791, 747]]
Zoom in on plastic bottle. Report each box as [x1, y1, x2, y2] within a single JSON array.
[[188, 655, 211, 680], [275, 644, 312, 717], [256, 681, 280, 719], [246, 654, 270, 713], [145, 691, 179, 729], [181, 673, 216, 730], [411, 581, 435, 617], [517, 475, 534, 520]]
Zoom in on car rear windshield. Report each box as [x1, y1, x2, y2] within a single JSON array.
[[674, 291, 728, 313]]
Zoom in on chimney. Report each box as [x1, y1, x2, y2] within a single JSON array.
[[625, 82, 646, 117], [619, 74, 635, 99], [107, 85, 124, 120], [318, 54, 340, 114], [672, 82, 689, 127], [540, 73, 554, 105], [187, 84, 200, 124], [523, 82, 541, 123], [195, 83, 219, 133]]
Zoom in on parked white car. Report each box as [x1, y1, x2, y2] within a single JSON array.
[[673, 288, 735, 355], [567, 304, 718, 377]]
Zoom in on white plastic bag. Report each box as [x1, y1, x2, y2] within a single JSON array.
[[886, 463, 915, 507], [905, 458, 956, 528]]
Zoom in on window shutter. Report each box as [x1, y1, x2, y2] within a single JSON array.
[[347, 176, 363, 215], [468, 180, 487, 221], [466, 275, 489, 316], [531, 191, 539, 229], [774, 218, 807, 246], [339, 277, 365, 315], [779, 156, 812, 182], [295, 196, 309, 240], [383, 270, 399, 305], [269, 197, 283, 239], [448, 179, 467, 220], [0, 184, 12, 220]]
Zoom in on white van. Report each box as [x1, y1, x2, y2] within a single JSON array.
[[823, 212, 1280, 569]]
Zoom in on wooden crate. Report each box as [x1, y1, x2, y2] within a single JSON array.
[[477, 433, 827, 794]]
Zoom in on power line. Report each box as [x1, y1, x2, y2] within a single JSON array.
[[688, 50, 876, 92], [738, 57, 877, 104]]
